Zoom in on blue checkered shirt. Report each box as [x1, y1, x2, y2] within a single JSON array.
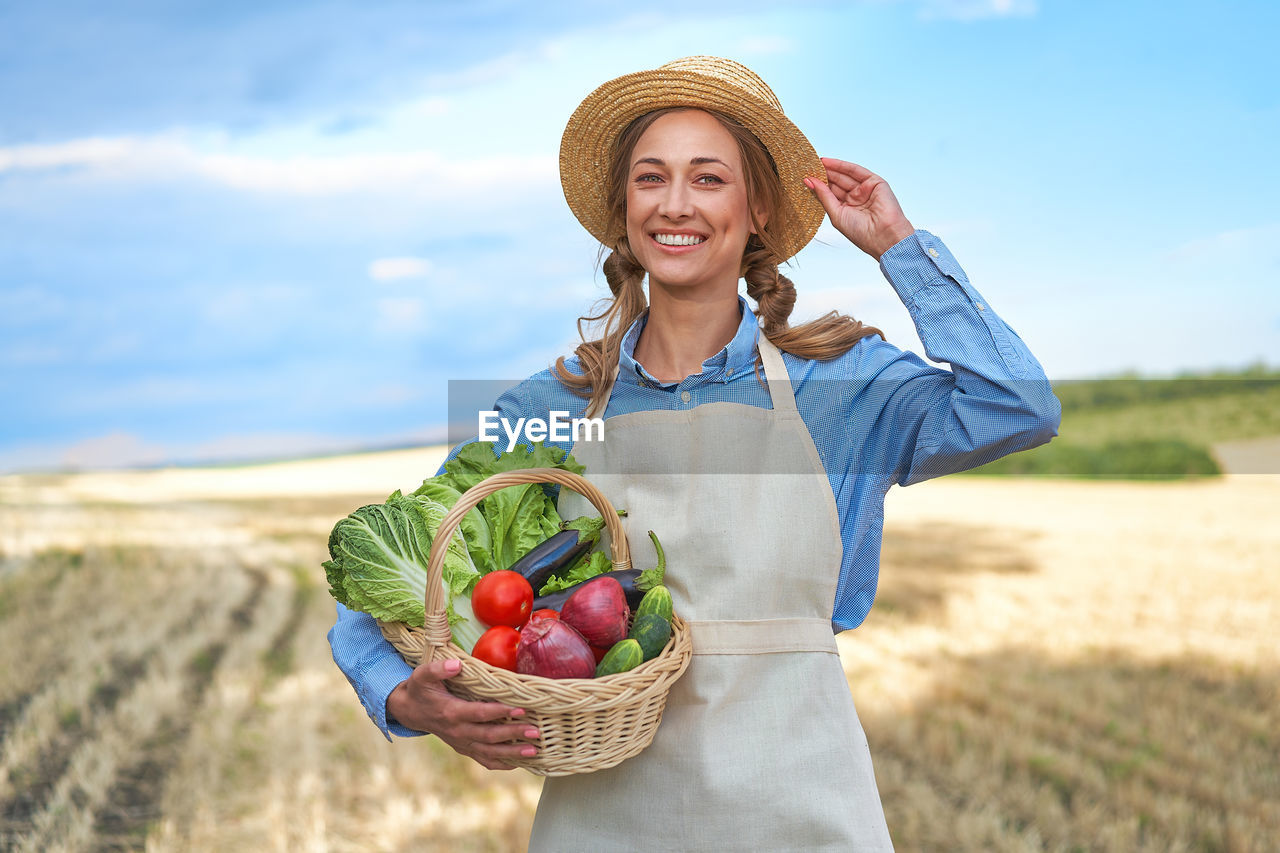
[[328, 230, 1061, 738]]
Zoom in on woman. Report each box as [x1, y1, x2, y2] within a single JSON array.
[[329, 56, 1060, 850]]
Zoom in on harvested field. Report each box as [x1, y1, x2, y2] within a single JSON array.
[[1, 449, 1276, 851]]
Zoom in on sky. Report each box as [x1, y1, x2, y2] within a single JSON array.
[[2, 0, 1277, 473]]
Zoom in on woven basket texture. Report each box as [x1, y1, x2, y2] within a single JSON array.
[[378, 467, 693, 776]]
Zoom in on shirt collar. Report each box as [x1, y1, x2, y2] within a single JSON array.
[[617, 295, 760, 388]]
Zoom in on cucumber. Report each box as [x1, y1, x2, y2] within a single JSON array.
[[595, 638, 644, 677], [635, 585, 674, 622], [629, 612, 673, 661]]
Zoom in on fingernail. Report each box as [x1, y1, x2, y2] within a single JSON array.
[[510, 708, 525, 717], [521, 746, 537, 757], [444, 659, 461, 674], [524, 728, 539, 739]]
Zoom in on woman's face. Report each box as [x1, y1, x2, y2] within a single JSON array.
[[625, 109, 763, 297]]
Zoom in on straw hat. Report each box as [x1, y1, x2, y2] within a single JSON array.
[[559, 56, 827, 263]]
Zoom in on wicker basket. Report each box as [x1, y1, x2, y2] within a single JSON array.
[[377, 467, 693, 776]]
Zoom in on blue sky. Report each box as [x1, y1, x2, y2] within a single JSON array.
[[2, 0, 1276, 472]]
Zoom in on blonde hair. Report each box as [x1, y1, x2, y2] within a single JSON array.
[[553, 107, 883, 409]]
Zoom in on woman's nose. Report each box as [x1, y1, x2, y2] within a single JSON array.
[[657, 183, 693, 220]]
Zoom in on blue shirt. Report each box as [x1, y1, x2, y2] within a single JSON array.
[[328, 230, 1061, 739]]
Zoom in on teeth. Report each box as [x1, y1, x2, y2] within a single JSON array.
[[654, 233, 706, 246]]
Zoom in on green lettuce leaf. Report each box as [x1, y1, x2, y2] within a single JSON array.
[[324, 494, 484, 651], [436, 440, 585, 494], [537, 550, 612, 595], [435, 441, 584, 570], [410, 480, 496, 574]]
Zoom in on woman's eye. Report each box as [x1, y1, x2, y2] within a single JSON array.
[[695, 174, 725, 185], [634, 174, 662, 184]]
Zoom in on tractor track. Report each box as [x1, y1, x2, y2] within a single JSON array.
[[0, 564, 266, 852]]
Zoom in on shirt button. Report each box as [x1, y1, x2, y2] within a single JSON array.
[[680, 391, 691, 403], [976, 303, 985, 311], [725, 367, 733, 375], [928, 248, 939, 258]]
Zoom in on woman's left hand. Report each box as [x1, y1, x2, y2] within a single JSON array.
[[805, 158, 915, 260]]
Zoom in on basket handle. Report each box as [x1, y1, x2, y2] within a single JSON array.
[[422, 467, 632, 648]]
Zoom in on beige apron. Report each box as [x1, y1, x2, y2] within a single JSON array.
[[529, 333, 895, 852]]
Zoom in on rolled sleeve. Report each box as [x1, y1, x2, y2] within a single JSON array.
[[328, 603, 422, 741], [873, 230, 1061, 485]]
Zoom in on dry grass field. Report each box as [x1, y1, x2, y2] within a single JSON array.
[[1, 448, 1276, 852]]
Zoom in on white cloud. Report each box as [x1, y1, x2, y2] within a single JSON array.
[[195, 149, 555, 196], [0, 136, 177, 172], [201, 284, 304, 325], [737, 36, 795, 56], [357, 383, 424, 406], [1166, 222, 1280, 264], [400, 96, 452, 119], [374, 296, 428, 334], [59, 432, 170, 470], [0, 132, 556, 199], [790, 284, 899, 326], [0, 285, 69, 326], [918, 0, 1037, 21], [59, 376, 237, 413], [369, 256, 433, 281], [0, 342, 66, 365], [420, 51, 530, 92]]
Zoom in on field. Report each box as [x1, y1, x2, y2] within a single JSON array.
[[1, 448, 1277, 851], [966, 369, 1280, 477]]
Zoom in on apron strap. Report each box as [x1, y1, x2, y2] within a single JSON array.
[[687, 618, 838, 656], [756, 333, 798, 414], [584, 362, 621, 421]]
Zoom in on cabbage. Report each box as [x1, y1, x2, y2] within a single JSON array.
[[324, 494, 485, 651], [323, 442, 589, 652], [408, 481, 496, 573]]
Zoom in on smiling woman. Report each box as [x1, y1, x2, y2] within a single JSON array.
[[560, 91, 892, 402], [328, 55, 1061, 852]]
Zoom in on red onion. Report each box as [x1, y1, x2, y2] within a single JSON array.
[[516, 616, 596, 679], [559, 576, 630, 647]]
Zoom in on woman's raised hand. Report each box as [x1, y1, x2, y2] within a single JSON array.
[[805, 158, 915, 260], [386, 658, 540, 770]]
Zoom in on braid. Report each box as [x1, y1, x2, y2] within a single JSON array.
[[741, 239, 885, 379], [553, 239, 647, 415], [742, 239, 796, 338]]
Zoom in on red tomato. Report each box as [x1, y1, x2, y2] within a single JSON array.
[[471, 625, 520, 671], [472, 570, 534, 628], [530, 608, 559, 621]]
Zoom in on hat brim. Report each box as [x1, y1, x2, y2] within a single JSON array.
[[559, 66, 827, 263]]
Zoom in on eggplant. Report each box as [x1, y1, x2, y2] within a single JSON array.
[[533, 569, 648, 612], [507, 512, 624, 591], [508, 529, 594, 593], [533, 530, 668, 613]]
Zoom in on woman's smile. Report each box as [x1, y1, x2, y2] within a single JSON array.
[[651, 231, 707, 247]]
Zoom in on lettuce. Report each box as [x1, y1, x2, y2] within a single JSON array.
[[435, 441, 584, 571], [536, 550, 613, 595], [324, 441, 589, 651], [324, 494, 485, 651], [408, 481, 496, 574], [435, 440, 585, 494]]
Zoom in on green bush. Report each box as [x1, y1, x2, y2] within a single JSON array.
[[965, 439, 1222, 480]]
